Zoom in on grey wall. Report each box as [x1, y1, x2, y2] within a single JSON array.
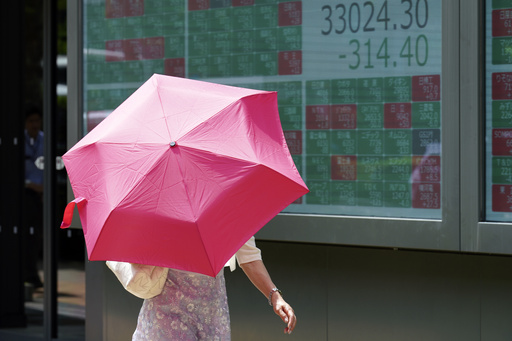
[[95, 240, 512, 341], [229, 241, 512, 340]]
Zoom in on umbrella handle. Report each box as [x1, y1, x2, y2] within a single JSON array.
[[60, 197, 87, 230]]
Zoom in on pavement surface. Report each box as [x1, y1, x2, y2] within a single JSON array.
[[0, 263, 86, 340]]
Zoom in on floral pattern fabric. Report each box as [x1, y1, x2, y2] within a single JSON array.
[[132, 268, 230, 341]]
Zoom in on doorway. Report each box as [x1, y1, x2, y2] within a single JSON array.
[[0, 1, 85, 339]]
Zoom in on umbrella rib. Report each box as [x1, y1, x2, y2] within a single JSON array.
[[178, 93, 273, 161], [181, 98, 239, 140], [169, 147, 216, 275], [178, 143, 290, 180], [154, 77, 174, 143]]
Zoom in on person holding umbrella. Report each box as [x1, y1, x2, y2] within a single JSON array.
[[131, 236, 296, 340], [60, 75, 307, 339]]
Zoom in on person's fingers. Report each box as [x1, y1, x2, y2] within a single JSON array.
[[279, 305, 296, 334], [276, 305, 289, 323], [286, 308, 296, 333], [273, 298, 297, 334]]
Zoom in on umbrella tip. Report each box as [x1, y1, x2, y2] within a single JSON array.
[[170, 141, 177, 147]]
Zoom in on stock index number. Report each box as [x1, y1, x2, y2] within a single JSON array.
[[321, 0, 429, 36]]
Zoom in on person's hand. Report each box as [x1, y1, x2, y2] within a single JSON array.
[[272, 292, 296, 334]]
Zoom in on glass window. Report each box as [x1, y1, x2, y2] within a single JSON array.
[[83, 0, 442, 219], [485, 0, 512, 222]]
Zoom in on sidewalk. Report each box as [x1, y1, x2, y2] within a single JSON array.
[[26, 264, 85, 319], [0, 263, 86, 340]]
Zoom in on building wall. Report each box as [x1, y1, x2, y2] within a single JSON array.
[[96, 240, 512, 341], [70, 2, 512, 339]]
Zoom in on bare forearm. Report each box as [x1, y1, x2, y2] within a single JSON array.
[[239, 260, 275, 299]]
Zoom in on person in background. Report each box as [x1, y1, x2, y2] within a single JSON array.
[[132, 236, 296, 340], [23, 105, 44, 289]]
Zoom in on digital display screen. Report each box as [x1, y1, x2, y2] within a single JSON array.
[[486, 0, 512, 221], [83, 0, 442, 219]]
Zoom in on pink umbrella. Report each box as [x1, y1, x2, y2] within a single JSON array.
[[60, 74, 308, 277]]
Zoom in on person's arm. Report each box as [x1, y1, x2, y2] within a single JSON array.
[[239, 260, 296, 334]]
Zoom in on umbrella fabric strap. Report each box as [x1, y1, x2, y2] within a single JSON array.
[[268, 287, 282, 306], [60, 197, 87, 229]]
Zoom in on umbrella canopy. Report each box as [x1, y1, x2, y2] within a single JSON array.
[[61, 74, 308, 277]]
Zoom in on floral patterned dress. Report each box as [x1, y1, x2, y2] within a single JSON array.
[[132, 268, 231, 341]]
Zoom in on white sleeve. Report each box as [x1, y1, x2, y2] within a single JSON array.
[[236, 236, 262, 266]]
